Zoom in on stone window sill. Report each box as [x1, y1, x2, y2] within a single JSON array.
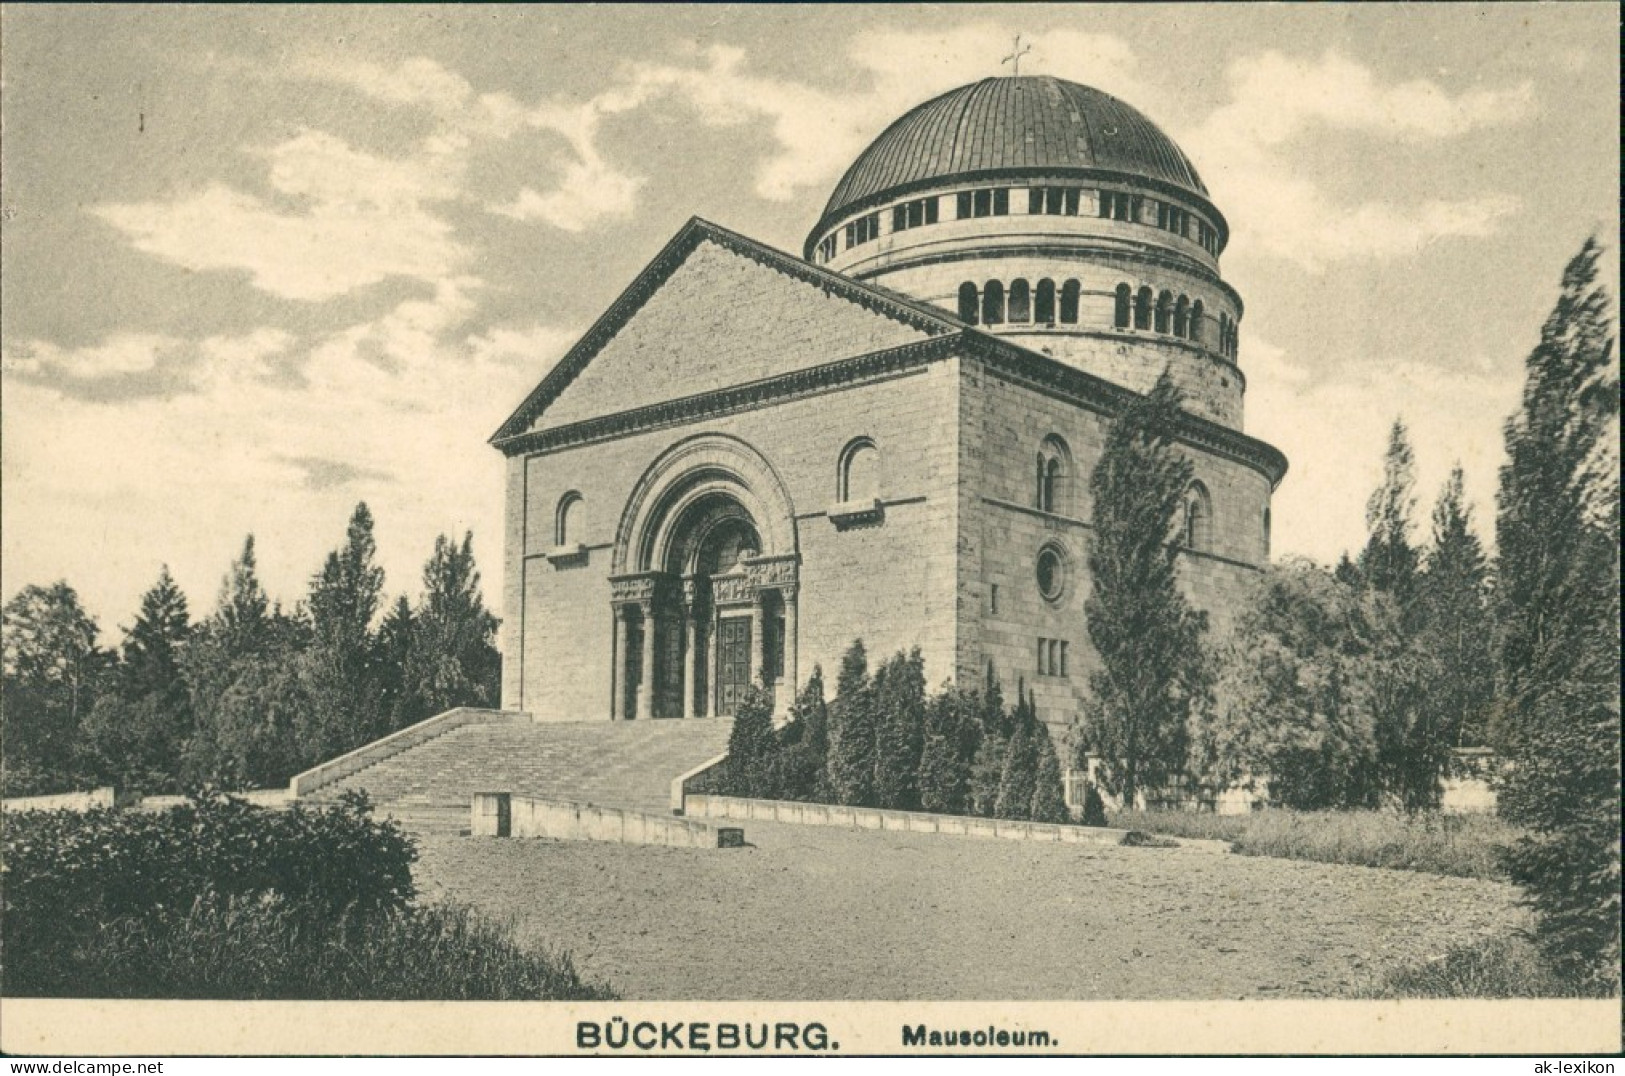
[[828, 498, 885, 530], [545, 543, 588, 565]]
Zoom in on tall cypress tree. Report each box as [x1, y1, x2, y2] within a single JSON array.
[[994, 690, 1039, 820], [1083, 371, 1206, 806], [1493, 237, 1620, 988], [401, 532, 501, 725]]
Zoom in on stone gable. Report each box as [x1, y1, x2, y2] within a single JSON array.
[[528, 238, 941, 434]]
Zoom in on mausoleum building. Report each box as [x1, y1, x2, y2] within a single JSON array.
[[491, 75, 1287, 744]]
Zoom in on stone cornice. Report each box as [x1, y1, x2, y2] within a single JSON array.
[[497, 325, 1288, 488], [489, 217, 962, 445], [964, 335, 1289, 488]]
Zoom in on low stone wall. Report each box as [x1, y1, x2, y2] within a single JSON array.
[[289, 707, 522, 797], [670, 750, 730, 813], [472, 792, 741, 849], [137, 789, 291, 811], [1, 786, 122, 812], [682, 794, 1222, 850]]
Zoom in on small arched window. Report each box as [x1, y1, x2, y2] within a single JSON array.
[[1059, 279, 1081, 324], [1134, 286, 1153, 330], [1035, 279, 1056, 324], [1036, 434, 1073, 515], [1183, 482, 1213, 552], [839, 437, 881, 503], [555, 491, 583, 546], [982, 280, 1005, 326], [958, 282, 979, 325], [1008, 279, 1031, 323], [1173, 295, 1190, 339], [1155, 290, 1173, 334], [1189, 300, 1204, 344], [1263, 505, 1272, 558], [1114, 283, 1132, 329]]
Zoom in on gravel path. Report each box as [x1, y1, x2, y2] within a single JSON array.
[[416, 820, 1526, 1000]]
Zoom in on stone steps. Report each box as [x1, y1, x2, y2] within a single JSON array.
[[305, 717, 733, 833]]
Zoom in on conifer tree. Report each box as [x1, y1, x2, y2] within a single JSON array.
[[966, 667, 1007, 817], [301, 503, 386, 758], [774, 666, 829, 800], [399, 532, 501, 726], [1083, 372, 1206, 806], [825, 639, 876, 806], [724, 683, 776, 797], [83, 566, 194, 792], [917, 685, 973, 814], [1493, 237, 1621, 988], [993, 691, 1039, 820], [872, 647, 925, 809], [1417, 466, 1495, 748], [1359, 419, 1422, 607], [1030, 723, 1069, 824], [216, 535, 269, 657]]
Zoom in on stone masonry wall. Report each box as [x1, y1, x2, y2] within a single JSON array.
[[502, 362, 962, 718], [957, 356, 1271, 748]]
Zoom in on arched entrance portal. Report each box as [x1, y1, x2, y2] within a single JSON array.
[[609, 435, 799, 720]]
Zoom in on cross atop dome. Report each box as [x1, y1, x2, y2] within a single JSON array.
[[1000, 34, 1032, 76]]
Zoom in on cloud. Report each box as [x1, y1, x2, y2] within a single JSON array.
[[1245, 336, 1522, 565], [283, 456, 395, 492], [1185, 51, 1534, 269], [2, 333, 177, 380], [93, 125, 470, 303], [2, 290, 575, 628]]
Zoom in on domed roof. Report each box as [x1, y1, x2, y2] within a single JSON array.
[[817, 75, 1208, 228]]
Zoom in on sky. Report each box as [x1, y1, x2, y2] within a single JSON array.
[[2, 3, 1618, 643]]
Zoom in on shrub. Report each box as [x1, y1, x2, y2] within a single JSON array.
[[22, 896, 614, 1000], [2, 789, 416, 994], [1358, 934, 1613, 999], [917, 687, 974, 814]]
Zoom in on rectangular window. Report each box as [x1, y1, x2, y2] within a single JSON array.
[[1037, 639, 1047, 673], [1060, 641, 1068, 677], [1064, 188, 1079, 215], [892, 205, 907, 232], [1028, 188, 1043, 215], [990, 583, 999, 614], [973, 189, 992, 217], [957, 191, 973, 219], [993, 188, 1009, 215]]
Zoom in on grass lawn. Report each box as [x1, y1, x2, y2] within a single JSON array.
[[1108, 808, 1520, 880]]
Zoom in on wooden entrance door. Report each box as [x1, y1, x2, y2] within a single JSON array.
[[715, 615, 751, 717]]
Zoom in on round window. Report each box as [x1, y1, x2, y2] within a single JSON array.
[[1036, 545, 1066, 603]]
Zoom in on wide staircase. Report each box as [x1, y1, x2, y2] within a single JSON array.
[[303, 714, 733, 837]]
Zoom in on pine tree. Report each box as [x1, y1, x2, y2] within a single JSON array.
[[872, 648, 925, 809], [1417, 466, 1495, 749], [1359, 419, 1422, 606], [377, 595, 420, 729], [825, 639, 876, 806], [1493, 237, 1621, 988], [1083, 372, 1206, 806], [1030, 723, 1069, 824]]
